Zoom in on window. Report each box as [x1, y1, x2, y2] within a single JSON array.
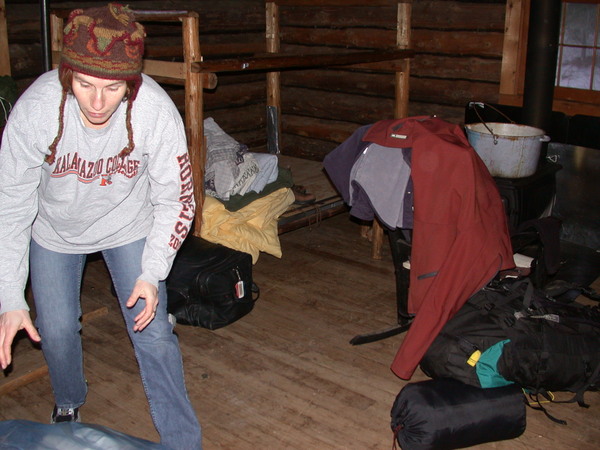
[[500, 0, 600, 117], [556, 2, 599, 90]]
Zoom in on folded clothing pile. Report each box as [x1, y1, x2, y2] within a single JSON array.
[[204, 117, 279, 201]]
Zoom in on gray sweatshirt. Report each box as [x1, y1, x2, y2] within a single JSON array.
[[0, 70, 195, 314]]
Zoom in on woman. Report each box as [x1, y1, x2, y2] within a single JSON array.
[[0, 4, 201, 448]]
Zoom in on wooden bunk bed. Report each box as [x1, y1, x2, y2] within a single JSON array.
[[50, 1, 413, 258]]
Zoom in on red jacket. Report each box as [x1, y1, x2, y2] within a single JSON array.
[[364, 117, 514, 380]]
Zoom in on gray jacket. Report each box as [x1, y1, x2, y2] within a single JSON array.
[[0, 70, 195, 314]]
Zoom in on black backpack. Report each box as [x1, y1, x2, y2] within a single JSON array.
[[420, 277, 600, 422]]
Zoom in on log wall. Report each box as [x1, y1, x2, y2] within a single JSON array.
[[4, 0, 507, 161]]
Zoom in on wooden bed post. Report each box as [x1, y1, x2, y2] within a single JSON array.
[[0, 0, 10, 75], [49, 12, 63, 68], [266, 1, 282, 154], [181, 13, 206, 236], [371, 0, 412, 260], [395, 1, 412, 120]]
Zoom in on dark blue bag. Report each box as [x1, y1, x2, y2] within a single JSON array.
[[391, 378, 526, 450], [0, 420, 166, 449]]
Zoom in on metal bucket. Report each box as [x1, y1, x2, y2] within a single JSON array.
[[465, 122, 550, 178]]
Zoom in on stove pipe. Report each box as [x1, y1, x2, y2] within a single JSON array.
[[40, 0, 51, 72], [522, 0, 562, 133]]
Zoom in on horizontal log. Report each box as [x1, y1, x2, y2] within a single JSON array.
[[278, 133, 338, 162], [411, 54, 501, 83], [281, 86, 395, 125], [201, 42, 266, 57], [276, 44, 411, 71], [5, 1, 265, 41], [412, 29, 504, 58], [278, 1, 504, 31], [5, 19, 40, 44], [36, 1, 265, 34], [281, 29, 503, 59], [279, 5, 397, 28], [408, 101, 465, 125], [8, 43, 42, 78], [205, 71, 265, 87], [280, 76, 497, 113], [205, 103, 267, 135], [190, 3, 265, 34], [283, 114, 360, 144], [281, 27, 504, 58], [278, 105, 467, 157], [410, 77, 499, 106], [275, 76, 495, 127], [193, 49, 414, 73], [280, 102, 467, 149], [282, 27, 396, 49], [279, 65, 498, 106], [160, 78, 265, 111], [143, 42, 183, 59], [149, 72, 217, 89], [170, 63, 497, 111], [145, 39, 266, 59], [228, 128, 268, 150], [412, 1, 505, 31], [134, 9, 196, 21], [203, 80, 266, 109], [281, 44, 502, 81], [273, 0, 404, 7], [49, 7, 196, 21], [281, 69, 396, 97]]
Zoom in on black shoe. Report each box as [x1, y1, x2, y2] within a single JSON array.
[[51, 405, 80, 423]]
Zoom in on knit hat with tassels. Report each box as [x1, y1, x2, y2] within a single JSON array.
[[47, 3, 145, 164], [61, 3, 145, 87]]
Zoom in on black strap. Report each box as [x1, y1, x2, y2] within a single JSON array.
[[251, 282, 260, 302], [525, 391, 568, 425]]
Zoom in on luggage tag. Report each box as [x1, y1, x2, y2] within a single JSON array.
[[234, 269, 245, 298]]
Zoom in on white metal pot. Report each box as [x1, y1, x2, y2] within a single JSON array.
[[465, 122, 550, 178]]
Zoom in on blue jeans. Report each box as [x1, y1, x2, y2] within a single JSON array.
[[30, 238, 202, 449]]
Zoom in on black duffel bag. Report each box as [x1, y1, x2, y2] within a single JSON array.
[[391, 378, 526, 450], [166, 236, 259, 330]]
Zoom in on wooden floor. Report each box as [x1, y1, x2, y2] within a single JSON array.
[[1, 212, 600, 449]]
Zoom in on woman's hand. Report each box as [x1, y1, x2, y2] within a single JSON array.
[[0, 310, 41, 369], [126, 280, 159, 332]]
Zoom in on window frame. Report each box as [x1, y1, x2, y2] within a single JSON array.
[[499, 0, 600, 117]]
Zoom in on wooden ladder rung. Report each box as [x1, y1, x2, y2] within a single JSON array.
[[50, 8, 196, 21], [193, 49, 414, 73]]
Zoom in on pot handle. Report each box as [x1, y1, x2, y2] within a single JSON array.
[[468, 102, 516, 124], [540, 135, 551, 143], [468, 102, 516, 145]]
